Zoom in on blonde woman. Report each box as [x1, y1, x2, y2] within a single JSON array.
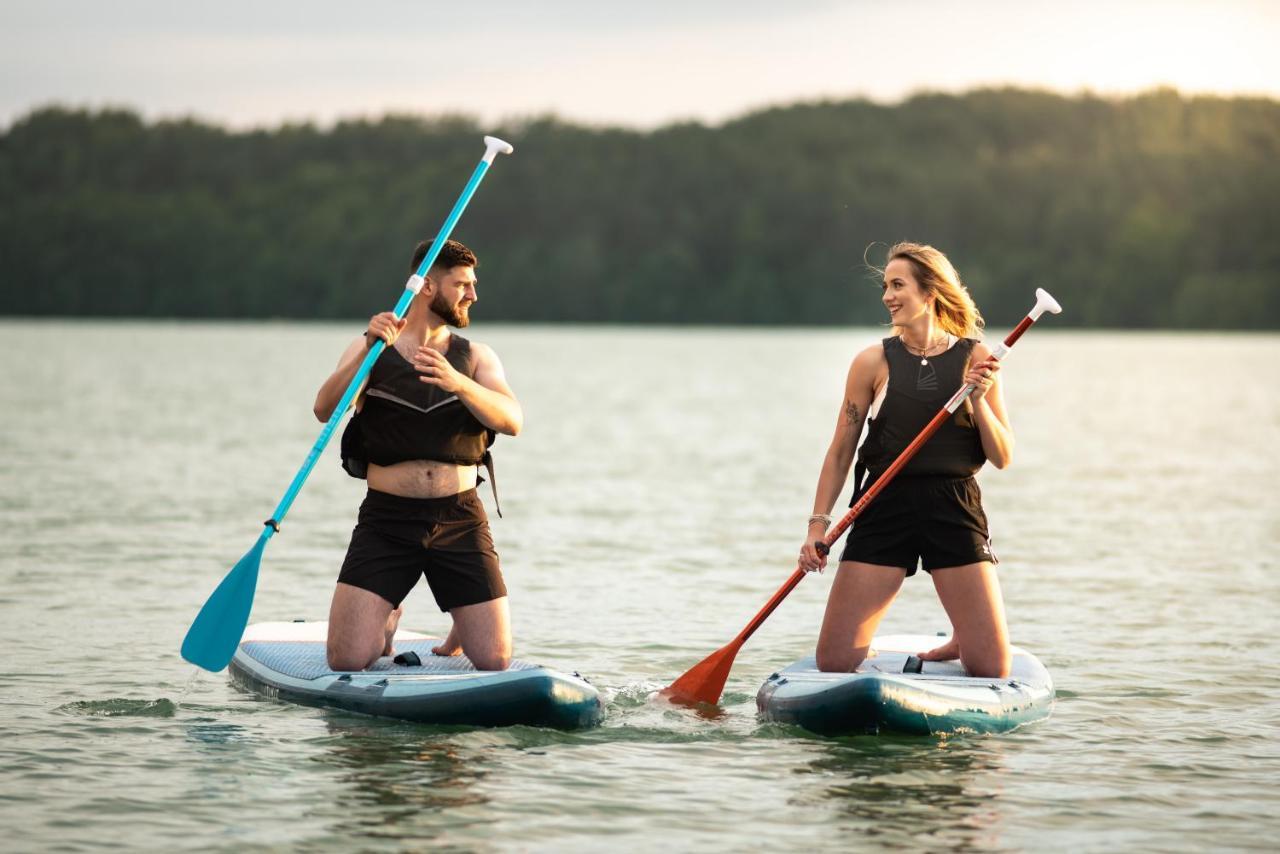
[[797, 243, 1013, 677]]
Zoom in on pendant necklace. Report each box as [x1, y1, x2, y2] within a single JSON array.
[[906, 335, 944, 365]]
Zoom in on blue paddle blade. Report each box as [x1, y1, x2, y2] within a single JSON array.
[[181, 534, 267, 672]]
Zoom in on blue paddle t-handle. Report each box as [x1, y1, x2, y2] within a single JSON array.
[[181, 135, 515, 672]]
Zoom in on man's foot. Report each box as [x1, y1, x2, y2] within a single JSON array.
[[432, 626, 462, 657], [917, 636, 960, 661], [381, 606, 403, 657]]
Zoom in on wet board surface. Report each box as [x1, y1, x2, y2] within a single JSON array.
[[229, 621, 604, 730], [757, 634, 1054, 736]]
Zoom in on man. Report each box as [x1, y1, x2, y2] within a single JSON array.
[[313, 239, 521, 672]]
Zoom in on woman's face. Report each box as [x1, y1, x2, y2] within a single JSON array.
[[881, 258, 933, 326]]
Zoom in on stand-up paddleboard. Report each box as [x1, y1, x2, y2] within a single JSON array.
[[229, 621, 604, 730], [757, 634, 1053, 736]]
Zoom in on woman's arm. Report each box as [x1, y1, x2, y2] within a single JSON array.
[[966, 342, 1014, 468], [799, 346, 882, 572]]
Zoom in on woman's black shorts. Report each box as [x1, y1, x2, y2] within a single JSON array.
[[337, 488, 506, 611], [839, 476, 997, 576]]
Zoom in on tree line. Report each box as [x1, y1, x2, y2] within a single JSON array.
[[2, 88, 1277, 328]]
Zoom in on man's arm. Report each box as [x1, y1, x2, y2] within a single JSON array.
[[412, 342, 523, 436], [314, 337, 371, 422], [313, 312, 405, 422]]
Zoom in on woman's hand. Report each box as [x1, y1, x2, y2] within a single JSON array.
[[413, 345, 466, 393], [365, 312, 406, 349], [799, 520, 830, 573], [964, 357, 1001, 402]]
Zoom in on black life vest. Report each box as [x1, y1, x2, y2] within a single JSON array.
[[340, 334, 500, 510], [852, 336, 986, 497]]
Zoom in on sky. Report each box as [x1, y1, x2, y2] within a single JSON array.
[[2, 0, 1277, 129]]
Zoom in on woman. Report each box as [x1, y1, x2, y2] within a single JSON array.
[[797, 242, 1014, 678]]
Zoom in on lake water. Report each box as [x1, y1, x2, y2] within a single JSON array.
[[2, 321, 1278, 851]]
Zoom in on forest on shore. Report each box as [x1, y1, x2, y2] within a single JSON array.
[[2, 88, 1277, 328]]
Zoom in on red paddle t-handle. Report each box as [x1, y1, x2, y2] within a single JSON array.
[[662, 288, 1062, 707]]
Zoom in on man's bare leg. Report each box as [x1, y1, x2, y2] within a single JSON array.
[[327, 582, 395, 671], [437, 597, 511, 670], [431, 622, 462, 657], [383, 606, 403, 656]]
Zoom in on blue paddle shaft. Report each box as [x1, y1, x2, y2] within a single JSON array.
[[265, 156, 494, 534], [182, 139, 511, 672]]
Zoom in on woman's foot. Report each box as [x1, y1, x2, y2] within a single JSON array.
[[382, 606, 403, 657], [917, 635, 960, 661]]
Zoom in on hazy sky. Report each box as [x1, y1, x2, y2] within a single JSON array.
[[3, 0, 1276, 129]]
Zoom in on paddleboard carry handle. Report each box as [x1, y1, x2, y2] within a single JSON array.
[[180, 136, 515, 674]]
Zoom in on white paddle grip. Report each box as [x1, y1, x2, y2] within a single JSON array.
[[483, 136, 514, 163], [406, 274, 425, 294], [1029, 287, 1062, 321]]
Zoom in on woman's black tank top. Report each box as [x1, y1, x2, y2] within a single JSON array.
[[340, 334, 494, 476], [854, 336, 986, 489]]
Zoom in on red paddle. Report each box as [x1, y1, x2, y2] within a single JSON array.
[[661, 289, 1063, 706]]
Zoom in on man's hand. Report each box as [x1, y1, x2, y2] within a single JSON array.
[[413, 345, 466, 393], [365, 312, 406, 349]]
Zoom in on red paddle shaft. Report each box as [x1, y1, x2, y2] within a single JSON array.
[[662, 289, 1062, 705]]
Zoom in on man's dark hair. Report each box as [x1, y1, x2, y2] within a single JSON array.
[[410, 239, 478, 274]]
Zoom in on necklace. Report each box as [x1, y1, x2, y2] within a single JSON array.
[[903, 334, 947, 365]]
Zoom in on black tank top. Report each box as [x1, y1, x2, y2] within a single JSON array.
[[340, 334, 495, 475], [854, 336, 986, 489]]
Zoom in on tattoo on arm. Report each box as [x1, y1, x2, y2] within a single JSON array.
[[844, 400, 862, 428]]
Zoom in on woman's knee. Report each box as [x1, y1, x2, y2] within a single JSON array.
[[815, 643, 866, 673], [962, 646, 1011, 679]]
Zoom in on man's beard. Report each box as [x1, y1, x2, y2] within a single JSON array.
[[431, 292, 471, 328]]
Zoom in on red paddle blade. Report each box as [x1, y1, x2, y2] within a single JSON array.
[[660, 640, 742, 706]]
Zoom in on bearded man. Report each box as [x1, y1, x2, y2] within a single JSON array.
[[313, 239, 521, 672]]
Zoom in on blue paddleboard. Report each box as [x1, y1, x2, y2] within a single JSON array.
[[757, 634, 1054, 736], [229, 621, 603, 730]]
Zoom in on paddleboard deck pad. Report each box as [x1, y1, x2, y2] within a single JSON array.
[[229, 621, 603, 730], [757, 634, 1053, 736]]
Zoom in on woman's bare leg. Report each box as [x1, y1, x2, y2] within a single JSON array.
[[928, 562, 1010, 677], [815, 562, 907, 672]]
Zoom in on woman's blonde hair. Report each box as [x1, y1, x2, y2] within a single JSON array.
[[876, 242, 985, 339]]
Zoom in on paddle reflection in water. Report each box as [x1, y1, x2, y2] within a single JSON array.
[[791, 736, 1008, 849]]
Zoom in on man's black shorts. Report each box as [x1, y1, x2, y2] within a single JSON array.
[[337, 488, 506, 611], [839, 476, 996, 576]]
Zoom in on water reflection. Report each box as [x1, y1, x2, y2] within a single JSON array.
[[183, 719, 251, 746], [796, 736, 1008, 849], [308, 718, 491, 837]]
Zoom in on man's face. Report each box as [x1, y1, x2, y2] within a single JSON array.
[[428, 266, 478, 328]]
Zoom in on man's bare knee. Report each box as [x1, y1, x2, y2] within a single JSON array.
[[469, 651, 511, 671], [327, 646, 375, 672], [463, 636, 511, 671]]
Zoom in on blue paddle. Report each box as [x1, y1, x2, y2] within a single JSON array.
[[181, 135, 515, 672]]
